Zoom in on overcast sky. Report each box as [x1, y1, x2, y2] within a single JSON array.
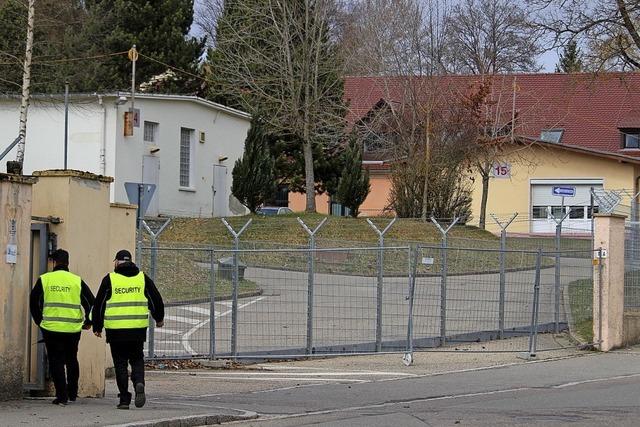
[[190, 0, 560, 72]]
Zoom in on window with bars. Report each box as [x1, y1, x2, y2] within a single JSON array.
[[179, 128, 194, 188], [144, 121, 158, 142]]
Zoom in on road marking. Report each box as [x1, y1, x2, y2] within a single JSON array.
[[182, 297, 265, 355], [180, 306, 211, 315], [551, 372, 640, 388], [153, 328, 182, 336], [165, 315, 201, 325]]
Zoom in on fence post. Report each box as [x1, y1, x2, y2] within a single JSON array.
[[221, 218, 252, 359], [593, 214, 626, 351], [403, 245, 417, 366], [209, 250, 216, 360], [140, 218, 171, 359], [298, 217, 328, 355], [525, 249, 542, 359], [367, 217, 397, 352], [490, 213, 518, 339], [431, 216, 459, 346], [548, 207, 570, 333]]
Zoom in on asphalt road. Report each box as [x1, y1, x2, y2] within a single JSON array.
[[149, 257, 593, 358], [147, 350, 640, 426]]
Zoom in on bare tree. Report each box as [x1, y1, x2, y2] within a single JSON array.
[[208, 0, 346, 212], [445, 0, 541, 74], [15, 0, 35, 170], [528, 0, 640, 70], [338, 0, 449, 76]]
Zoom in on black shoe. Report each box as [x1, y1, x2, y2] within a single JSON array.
[[117, 392, 131, 410], [68, 396, 77, 403], [52, 398, 67, 406], [134, 383, 146, 408]]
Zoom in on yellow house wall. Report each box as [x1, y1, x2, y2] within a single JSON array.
[[0, 176, 35, 400], [470, 146, 638, 234]]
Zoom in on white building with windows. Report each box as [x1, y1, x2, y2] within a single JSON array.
[[0, 93, 251, 217]]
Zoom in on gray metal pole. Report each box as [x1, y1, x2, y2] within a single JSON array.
[[376, 233, 384, 352], [64, 82, 69, 170], [554, 220, 562, 333], [491, 213, 518, 339], [221, 218, 251, 359], [499, 228, 506, 338], [209, 250, 216, 359], [0, 136, 21, 163], [405, 246, 417, 362], [431, 217, 459, 347], [307, 233, 315, 355], [297, 217, 327, 355], [367, 217, 396, 352], [231, 235, 239, 358], [440, 234, 447, 345], [527, 249, 542, 358], [135, 184, 143, 266], [147, 236, 157, 358]]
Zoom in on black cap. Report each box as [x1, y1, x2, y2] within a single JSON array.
[[114, 250, 132, 262], [50, 249, 69, 265]]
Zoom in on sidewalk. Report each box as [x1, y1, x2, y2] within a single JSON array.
[[0, 394, 256, 427]]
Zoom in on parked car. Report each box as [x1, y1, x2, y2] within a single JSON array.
[[256, 206, 293, 216]]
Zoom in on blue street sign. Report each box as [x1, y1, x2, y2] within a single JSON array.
[[124, 182, 156, 217], [552, 186, 576, 197]]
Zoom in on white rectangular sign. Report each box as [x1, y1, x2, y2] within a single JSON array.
[[6, 244, 17, 264], [492, 163, 511, 179]]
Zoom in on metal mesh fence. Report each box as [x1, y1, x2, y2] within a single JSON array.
[[139, 242, 597, 360], [625, 224, 640, 308]]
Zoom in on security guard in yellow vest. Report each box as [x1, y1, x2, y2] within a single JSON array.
[[30, 249, 95, 406], [93, 250, 164, 410]]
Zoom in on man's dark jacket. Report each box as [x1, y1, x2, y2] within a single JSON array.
[[30, 265, 95, 335], [92, 262, 164, 343]]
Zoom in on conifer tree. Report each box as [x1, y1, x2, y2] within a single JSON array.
[[555, 40, 583, 73], [335, 136, 370, 218], [232, 118, 277, 213]]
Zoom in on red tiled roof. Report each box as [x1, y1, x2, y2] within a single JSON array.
[[344, 73, 640, 156]]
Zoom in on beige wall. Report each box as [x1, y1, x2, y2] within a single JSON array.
[[0, 175, 36, 400], [31, 171, 136, 397], [470, 146, 638, 234], [289, 173, 392, 216]]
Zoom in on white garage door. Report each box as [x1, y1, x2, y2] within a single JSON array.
[[530, 180, 603, 234]]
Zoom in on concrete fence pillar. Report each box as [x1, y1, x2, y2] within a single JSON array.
[[593, 214, 626, 351], [0, 174, 36, 400]]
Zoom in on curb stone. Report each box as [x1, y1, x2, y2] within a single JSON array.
[[106, 409, 258, 427]]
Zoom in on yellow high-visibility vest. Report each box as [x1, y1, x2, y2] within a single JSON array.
[[41, 271, 83, 333], [104, 272, 149, 329]]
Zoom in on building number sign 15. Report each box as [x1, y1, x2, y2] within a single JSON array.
[[492, 163, 511, 179]]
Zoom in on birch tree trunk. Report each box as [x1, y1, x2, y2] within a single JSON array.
[[15, 0, 36, 169]]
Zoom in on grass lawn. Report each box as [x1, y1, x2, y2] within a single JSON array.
[[159, 214, 497, 247], [151, 214, 567, 276], [567, 278, 594, 343]]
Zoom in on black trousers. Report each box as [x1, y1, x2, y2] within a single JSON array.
[[43, 330, 80, 402], [109, 341, 145, 397]]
